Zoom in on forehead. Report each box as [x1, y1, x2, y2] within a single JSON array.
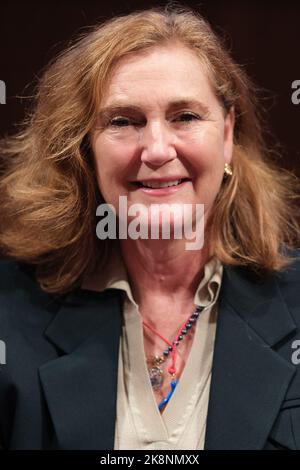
[[101, 44, 218, 109]]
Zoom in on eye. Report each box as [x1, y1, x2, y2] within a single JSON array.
[[109, 116, 145, 128], [174, 112, 200, 123], [109, 117, 133, 127]]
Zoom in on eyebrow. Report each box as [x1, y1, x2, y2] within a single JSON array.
[[97, 98, 210, 119]]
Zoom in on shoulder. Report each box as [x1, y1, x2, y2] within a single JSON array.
[[0, 257, 20, 289], [0, 258, 62, 342], [221, 247, 300, 329], [274, 248, 300, 321], [274, 248, 300, 297], [243, 247, 300, 287], [0, 257, 39, 294], [0, 258, 34, 322]]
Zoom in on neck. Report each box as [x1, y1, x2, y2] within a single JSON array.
[[119, 237, 211, 316]]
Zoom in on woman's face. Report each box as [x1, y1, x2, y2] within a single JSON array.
[[90, 43, 234, 233]]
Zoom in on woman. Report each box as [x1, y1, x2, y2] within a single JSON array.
[[0, 5, 300, 450]]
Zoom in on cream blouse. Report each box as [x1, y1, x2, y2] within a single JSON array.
[[82, 243, 223, 450]]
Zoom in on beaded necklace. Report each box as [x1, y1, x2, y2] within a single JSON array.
[[143, 305, 204, 411]]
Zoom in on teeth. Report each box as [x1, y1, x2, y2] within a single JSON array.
[[141, 179, 183, 188]]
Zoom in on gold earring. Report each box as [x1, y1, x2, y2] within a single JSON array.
[[224, 163, 233, 177]]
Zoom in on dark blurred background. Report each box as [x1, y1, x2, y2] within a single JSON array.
[[1, 0, 299, 176]]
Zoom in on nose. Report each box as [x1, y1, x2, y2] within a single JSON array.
[[140, 120, 177, 166]]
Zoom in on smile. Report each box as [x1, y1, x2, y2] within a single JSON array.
[[132, 178, 191, 188], [139, 179, 186, 188], [130, 178, 191, 195]]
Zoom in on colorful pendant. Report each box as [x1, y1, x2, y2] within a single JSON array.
[[147, 355, 164, 390]]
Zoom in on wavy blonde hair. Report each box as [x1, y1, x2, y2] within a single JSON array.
[[0, 4, 299, 294]]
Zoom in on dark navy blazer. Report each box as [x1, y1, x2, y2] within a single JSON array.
[[0, 250, 300, 450]]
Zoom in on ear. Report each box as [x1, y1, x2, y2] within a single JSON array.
[[223, 106, 235, 164]]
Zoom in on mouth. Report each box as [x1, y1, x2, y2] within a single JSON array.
[[130, 178, 192, 195], [131, 178, 191, 189]]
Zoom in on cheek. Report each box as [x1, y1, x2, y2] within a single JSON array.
[[92, 137, 136, 206], [183, 126, 225, 171], [184, 127, 226, 204], [93, 137, 131, 184]]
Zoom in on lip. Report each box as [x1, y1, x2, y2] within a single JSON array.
[[134, 176, 190, 184], [132, 179, 191, 196]]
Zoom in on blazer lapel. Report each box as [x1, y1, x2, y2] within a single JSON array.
[[204, 265, 297, 450], [39, 288, 124, 450]]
